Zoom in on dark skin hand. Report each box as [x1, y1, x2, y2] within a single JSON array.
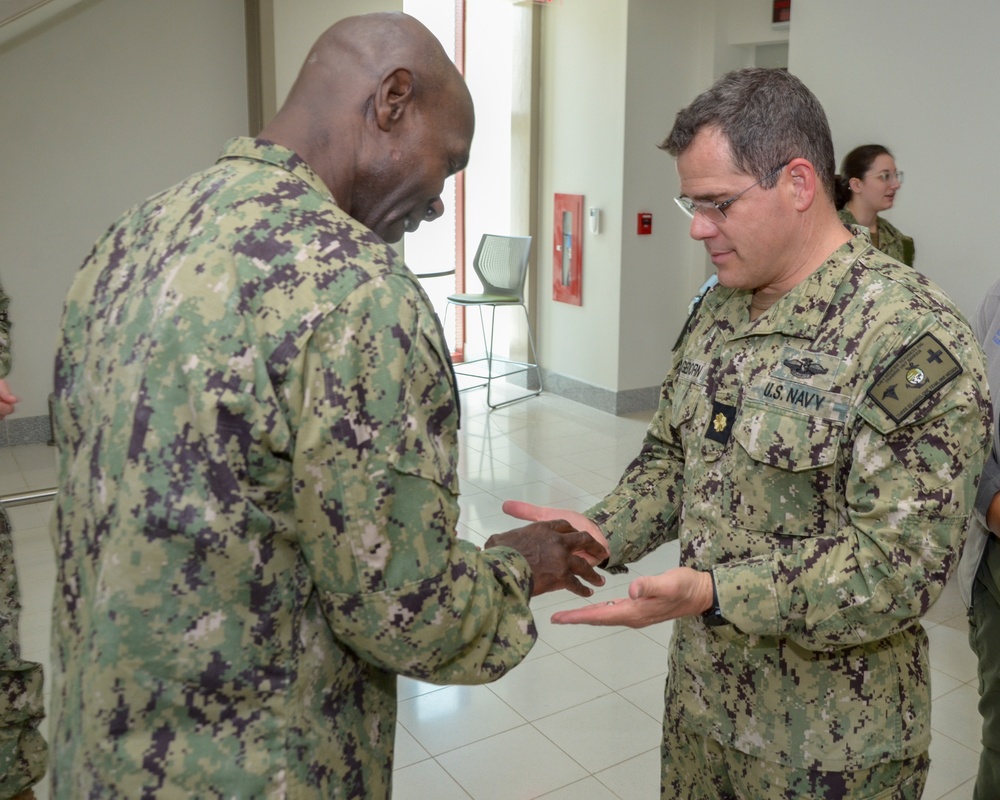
[[485, 520, 608, 598]]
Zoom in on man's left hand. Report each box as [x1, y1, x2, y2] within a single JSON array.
[[550, 567, 713, 627]]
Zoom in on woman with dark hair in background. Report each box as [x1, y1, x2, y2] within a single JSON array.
[[835, 143, 915, 266]]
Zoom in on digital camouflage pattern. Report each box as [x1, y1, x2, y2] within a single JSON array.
[[588, 234, 991, 774], [50, 138, 538, 798], [0, 281, 48, 799], [0, 283, 10, 378], [839, 207, 915, 266], [0, 509, 47, 799]]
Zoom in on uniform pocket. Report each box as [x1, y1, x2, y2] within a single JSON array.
[[729, 398, 844, 536]]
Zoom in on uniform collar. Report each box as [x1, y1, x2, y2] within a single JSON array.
[[703, 233, 873, 341], [216, 137, 336, 205]]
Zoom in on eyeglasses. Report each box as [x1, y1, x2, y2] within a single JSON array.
[[870, 170, 904, 185], [674, 162, 790, 224]]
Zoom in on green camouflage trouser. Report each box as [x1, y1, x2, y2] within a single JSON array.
[[661, 706, 929, 799], [0, 508, 46, 798], [969, 536, 1000, 800]]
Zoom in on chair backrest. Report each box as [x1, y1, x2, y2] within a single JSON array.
[[472, 234, 533, 300]]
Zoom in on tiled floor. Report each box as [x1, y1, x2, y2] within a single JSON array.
[[1, 388, 982, 798]]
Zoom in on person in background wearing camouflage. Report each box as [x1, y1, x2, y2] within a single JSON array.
[[958, 275, 1000, 800], [0, 282, 46, 800], [835, 144, 915, 266], [48, 13, 606, 799], [505, 68, 991, 798]]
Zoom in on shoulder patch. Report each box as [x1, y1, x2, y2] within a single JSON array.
[[867, 332, 962, 424]]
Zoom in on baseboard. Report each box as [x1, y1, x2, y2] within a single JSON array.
[[536, 369, 660, 416], [0, 414, 53, 447]]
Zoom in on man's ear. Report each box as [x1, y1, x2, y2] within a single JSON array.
[[787, 158, 818, 211], [374, 67, 414, 132]]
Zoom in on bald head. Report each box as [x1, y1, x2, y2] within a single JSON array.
[[260, 12, 475, 242]]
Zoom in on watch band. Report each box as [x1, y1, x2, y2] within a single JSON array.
[[701, 571, 730, 627]]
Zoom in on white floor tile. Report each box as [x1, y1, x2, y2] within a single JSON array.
[[931, 683, 983, 752], [393, 722, 430, 769], [436, 725, 588, 800], [561, 629, 668, 691], [617, 673, 667, 724], [392, 757, 473, 800], [925, 731, 980, 800], [536, 776, 623, 799], [532, 693, 662, 775], [486, 652, 611, 722], [926, 623, 979, 683], [397, 683, 525, 756], [594, 746, 661, 799]]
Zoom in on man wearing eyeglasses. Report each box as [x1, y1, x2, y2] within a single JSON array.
[[505, 67, 990, 798]]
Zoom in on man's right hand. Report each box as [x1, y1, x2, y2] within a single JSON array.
[[485, 519, 608, 598], [502, 500, 609, 566]]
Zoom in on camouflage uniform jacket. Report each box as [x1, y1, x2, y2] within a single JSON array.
[[588, 234, 990, 772], [839, 207, 915, 266], [1, 281, 47, 798], [50, 138, 537, 798], [0, 283, 10, 378]]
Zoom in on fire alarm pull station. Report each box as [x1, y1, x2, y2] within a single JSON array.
[[637, 212, 652, 235]]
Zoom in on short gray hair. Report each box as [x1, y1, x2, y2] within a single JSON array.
[[660, 68, 836, 203]]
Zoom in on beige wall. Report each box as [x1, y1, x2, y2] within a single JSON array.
[[791, 0, 990, 320], [0, 0, 247, 421], [535, 0, 629, 390], [271, 0, 401, 110], [535, 0, 787, 397]]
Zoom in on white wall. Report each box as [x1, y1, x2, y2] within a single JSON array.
[[791, 0, 988, 319], [536, 0, 629, 390], [0, 0, 247, 421], [271, 0, 400, 110], [535, 0, 788, 396], [617, 0, 708, 391]]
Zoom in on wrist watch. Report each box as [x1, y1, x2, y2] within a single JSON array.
[[701, 571, 730, 627]]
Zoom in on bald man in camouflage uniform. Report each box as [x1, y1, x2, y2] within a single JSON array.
[[0, 283, 46, 800], [507, 68, 991, 798], [48, 13, 605, 799]]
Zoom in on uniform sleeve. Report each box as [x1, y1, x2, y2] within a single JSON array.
[[586, 364, 685, 566], [715, 315, 991, 649], [290, 274, 536, 684], [0, 284, 11, 378], [973, 286, 1000, 525]]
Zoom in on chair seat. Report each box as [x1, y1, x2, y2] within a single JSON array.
[[447, 292, 521, 305], [445, 233, 541, 410]]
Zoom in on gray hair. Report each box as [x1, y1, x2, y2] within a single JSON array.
[[660, 68, 836, 203]]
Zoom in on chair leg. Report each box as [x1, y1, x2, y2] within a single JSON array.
[[522, 304, 544, 393], [484, 303, 542, 411], [448, 302, 542, 410]]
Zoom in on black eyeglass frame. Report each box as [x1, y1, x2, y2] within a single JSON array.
[[674, 161, 791, 223]]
